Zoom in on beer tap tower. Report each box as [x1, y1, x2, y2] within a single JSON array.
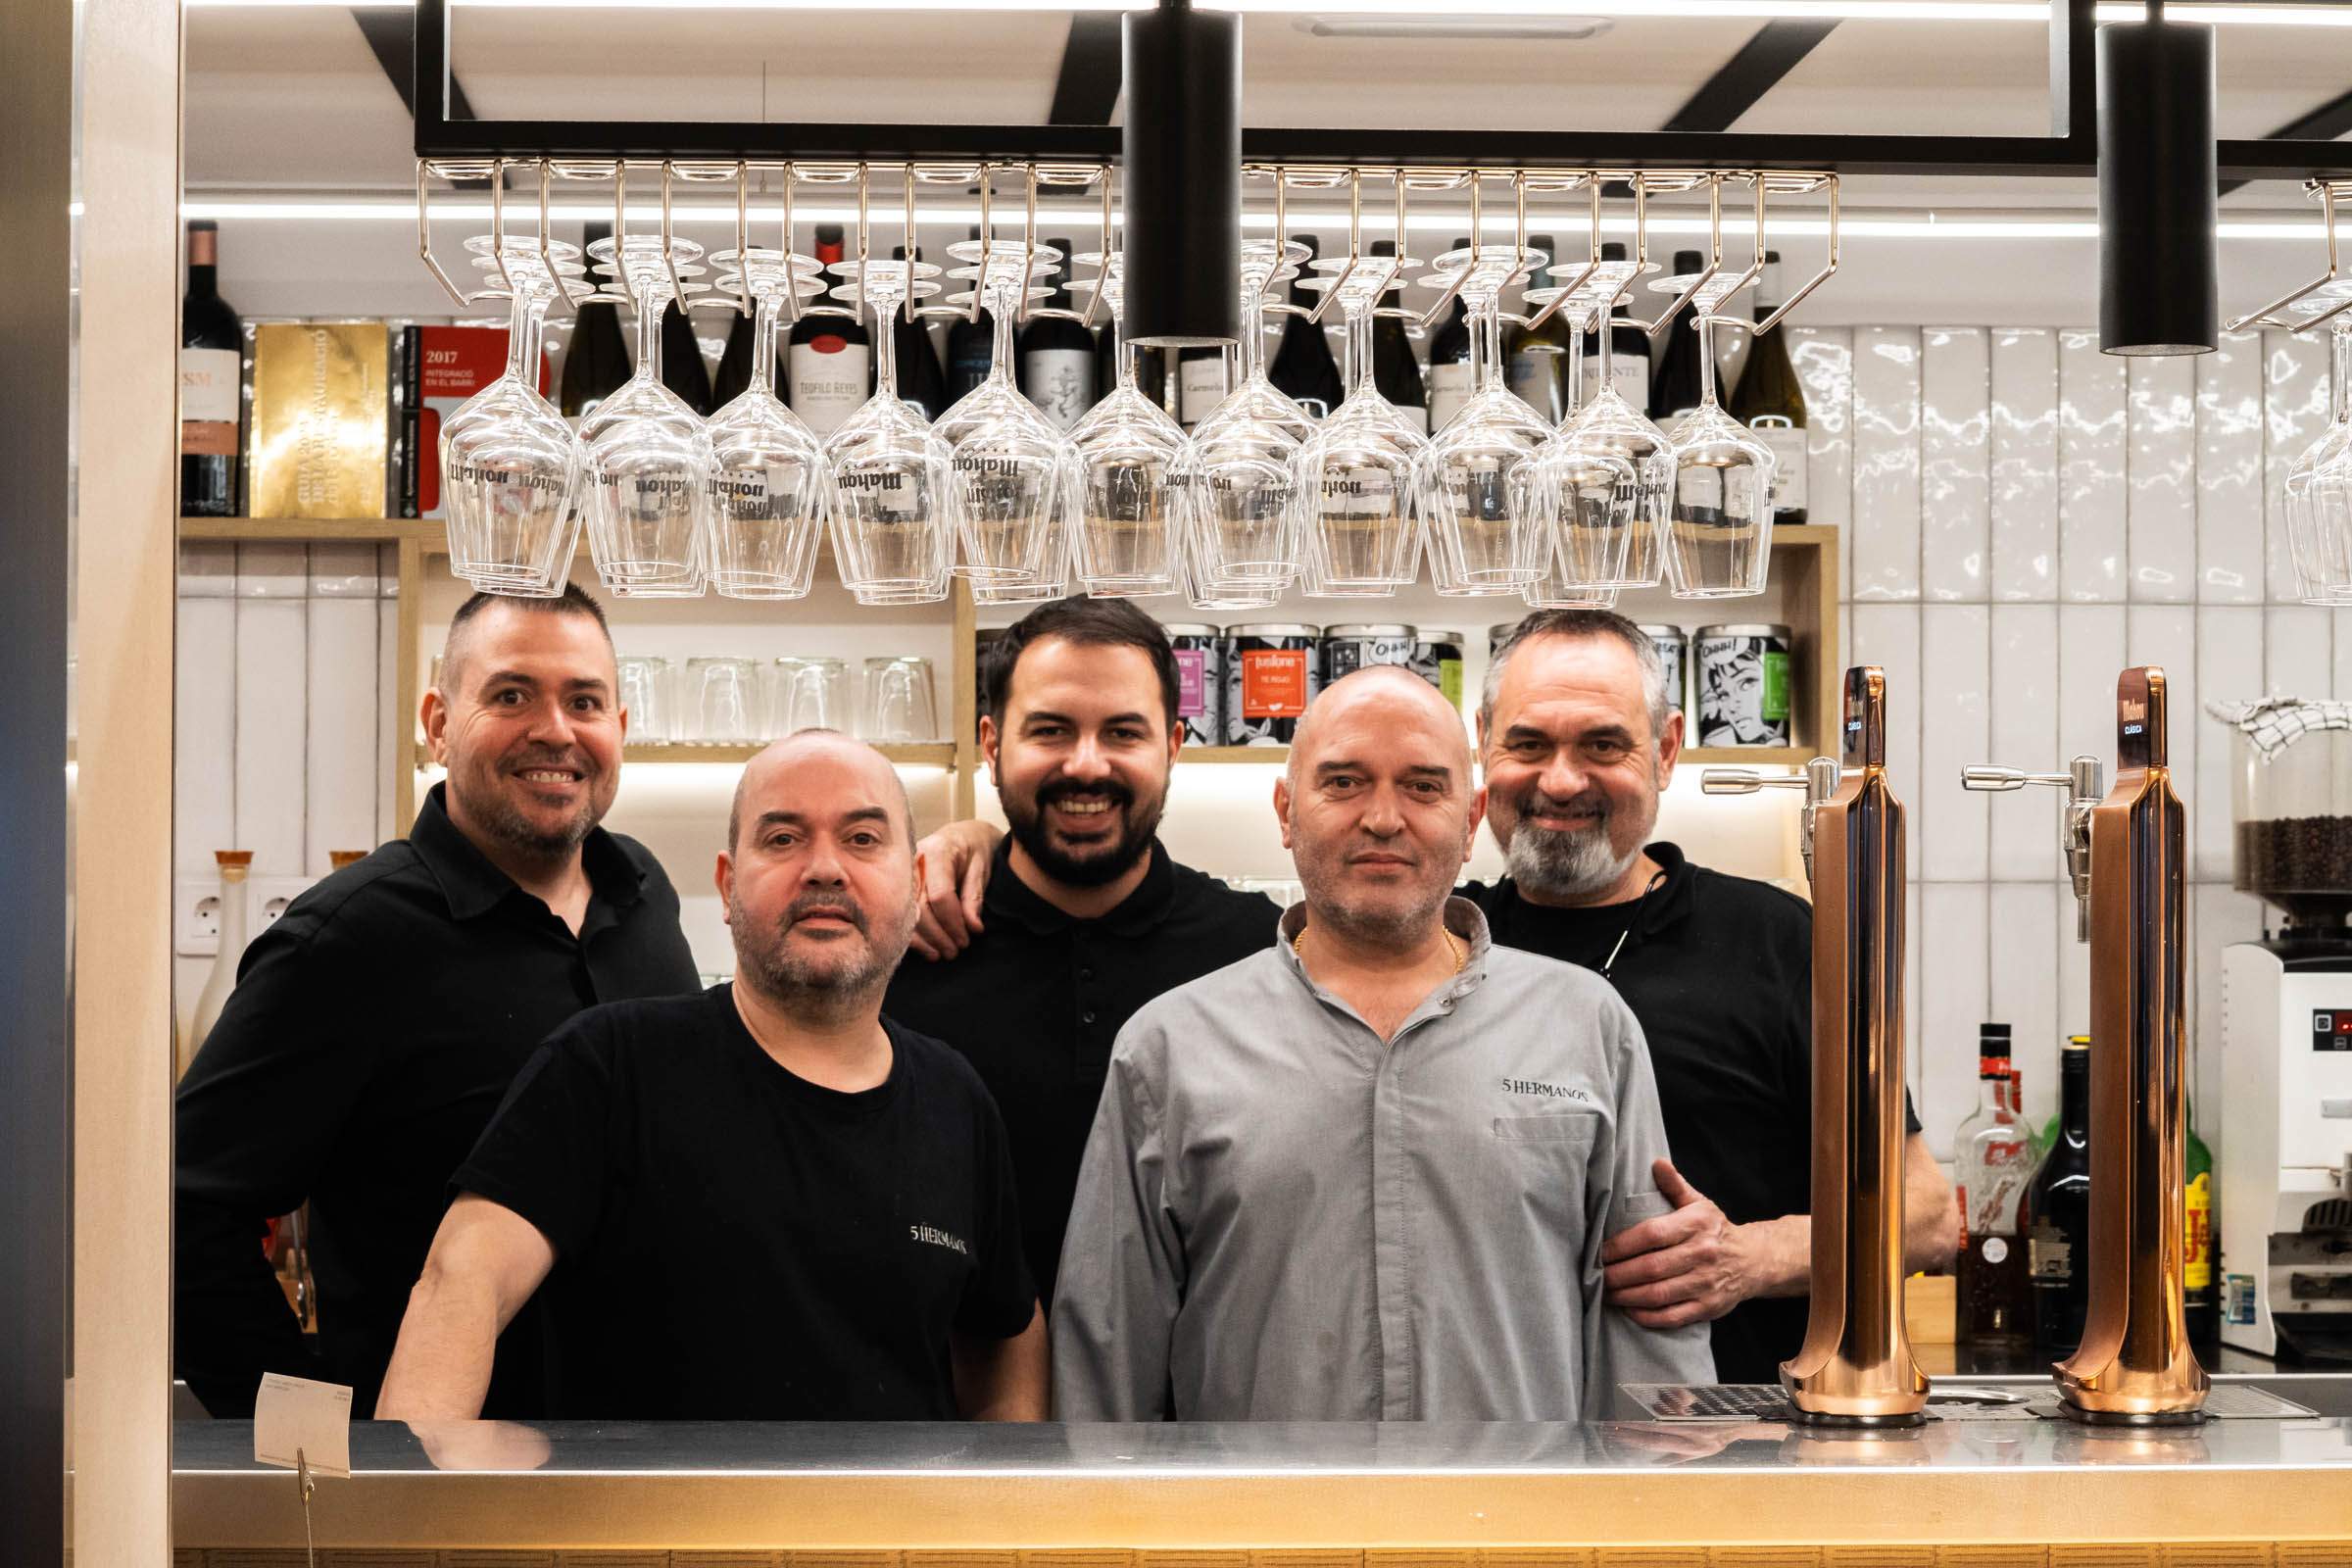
[[1706, 666, 1929, 1426], [1966, 667, 2210, 1424]]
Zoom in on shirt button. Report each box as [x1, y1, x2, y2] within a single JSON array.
[[1082, 1010, 1098, 1024]]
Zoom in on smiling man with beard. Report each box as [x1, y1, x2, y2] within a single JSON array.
[[884, 597, 1276, 1305], [376, 731, 1046, 1421]]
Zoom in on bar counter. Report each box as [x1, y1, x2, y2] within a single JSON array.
[[171, 1375, 2352, 1560]]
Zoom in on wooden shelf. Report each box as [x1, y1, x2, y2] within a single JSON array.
[[413, 741, 956, 768], [179, 516, 443, 544]]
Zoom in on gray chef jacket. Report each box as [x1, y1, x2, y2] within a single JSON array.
[[1051, 897, 1717, 1421]]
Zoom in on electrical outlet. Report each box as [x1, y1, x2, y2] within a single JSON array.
[[174, 876, 225, 957], [251, 875, 316, 929]]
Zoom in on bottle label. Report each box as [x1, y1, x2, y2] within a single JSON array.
[[2185, 1170, 2213, 1290], [1580, 356, 1651, 414], [1505, 351, 1562, 420], [1240, 648, 1308, 718], [789, 341, 870, 437], [1427, 361, 1474, 430], [2029, 1219, 2072, 1281], [1982, 1235, 2010, 1265], [1179, 357, 1228, 427], [1954, 1186, 1969, 1255], [1022, 347, 1095, 431], [1750, 417, 1808, 513], [1760, 649, 1790, 723], [1173, 648, 1207, 720], [1397, 404, 1430, 435], [180, 346, 241, 454]]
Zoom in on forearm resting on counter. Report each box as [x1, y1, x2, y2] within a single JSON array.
[[374, 1195, 555, 1421], [953, 1304, 1050, 1421]]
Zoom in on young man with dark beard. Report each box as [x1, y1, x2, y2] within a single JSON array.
[[884, 597, 1275, 1304]]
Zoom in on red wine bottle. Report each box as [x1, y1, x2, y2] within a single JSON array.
[[180, 220, 243, 516]]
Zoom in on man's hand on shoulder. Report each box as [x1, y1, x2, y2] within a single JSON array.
[[909, 820, 1004, 960], [1601, 1159, 1794, 1330]]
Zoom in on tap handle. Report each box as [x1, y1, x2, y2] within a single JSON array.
[[1962, 765, 2073, 793], [1702, 767, 1814, 796]]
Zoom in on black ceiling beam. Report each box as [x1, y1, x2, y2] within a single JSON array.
[[1047, 14, 1123, 126], [2221, 83, 2352, 196], [1661, 21, 1838, 134], [353, 4, 474, 123]]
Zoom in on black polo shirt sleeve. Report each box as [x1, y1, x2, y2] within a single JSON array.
[[959, 1089, 1039, 1341], [451, 1020, 617, 1262]]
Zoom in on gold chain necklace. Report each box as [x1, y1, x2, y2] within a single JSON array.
[[1292, 922, 1467, 975]]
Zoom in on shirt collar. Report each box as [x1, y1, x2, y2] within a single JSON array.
[[409, 782, 649, 923], [1277, 895, 1494, 1008], [981, 833, 1179, 939]]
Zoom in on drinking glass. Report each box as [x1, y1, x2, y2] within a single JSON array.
[[769, 655, 849, 735], [703, 249, 831, 599], [1065, 254, 1186, 597], [824, 256, 956, 604], [579, 234, 714, 597], [860, 655, 941, 743], [1658, 269, 1776, 598], [1414, 242, 1553, 589], [1544, 251, 1673, 588], [440, 236, 588, 595], [615, 655, 675, 744], [1297, 249, 1425, 591], [685, 656, 761, 743], [2282, 313, 2352, 603], [1523, 290, 1636, 608], [1183, 239, 1316, 587], [936, 239, 1077, 585]]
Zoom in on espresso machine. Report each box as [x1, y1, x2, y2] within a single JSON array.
[[1705, 665, 1929, 1426], [1968, 666, 2208, 1422], [2210, 697, 2352, 1361]]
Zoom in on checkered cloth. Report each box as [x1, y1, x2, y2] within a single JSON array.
[[2206, 697, 2352, 762]]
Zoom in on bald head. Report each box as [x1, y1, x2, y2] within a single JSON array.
[[1289, 665, 1474, 791], [728, 729, 914, 852]]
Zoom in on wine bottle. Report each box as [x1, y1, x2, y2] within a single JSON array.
[[560, 221, 631, 425], [2185, 1102, 2219, 1348], [1267, 234, 1346, 419], [1365, 240, 1427, 432], [1579, 241, 1651, 413], [1176, 346, 1228, 430], [944, 230, 995, 406], [1019, 236, 1098, 430], [1425, 234, 1475, 431], [710, 301, 757, 410], [1647, 249, 1707, 436], [891, 245, 951, 420], [1726, 250, 1809, 521], [787, 225, 874, 437], [180, 220, 243, 516], [2025, 1034, 2092, 1356], [660, 296, 714, 416], [1503, 232, 1569, 421]]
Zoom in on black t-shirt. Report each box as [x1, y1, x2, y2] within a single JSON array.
[[1468, 842, 1919, 1387], [883, 839, 1278, 1302], [454, 985, 1037, 1420]]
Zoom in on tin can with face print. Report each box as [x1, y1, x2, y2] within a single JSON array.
[[1639, 623, 1688, 717], [1322, 623, 1417, 682], [1411, 629, 1466, 710], [1223, 623, 1321, 747], [1162, 622, 1223, 747], [1693, 623, 1792, 747]]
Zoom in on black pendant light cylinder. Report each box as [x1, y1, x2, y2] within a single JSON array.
[[2096, 18, 2217, 357], [1122, 0, 1241, 348]]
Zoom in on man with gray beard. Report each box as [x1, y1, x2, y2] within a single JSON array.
[[1465, 610, 1954, 1386], [376, 732, 1046, 1421]]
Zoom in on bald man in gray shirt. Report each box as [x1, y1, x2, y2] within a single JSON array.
[[1052, 667, 1715, 1421]]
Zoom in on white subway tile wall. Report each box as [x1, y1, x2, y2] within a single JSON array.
[[174, 324, 2342, 1173]]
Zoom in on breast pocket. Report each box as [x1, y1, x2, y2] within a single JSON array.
[[1487, 1112, 1600, 1235]]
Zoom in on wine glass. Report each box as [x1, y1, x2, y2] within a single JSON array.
[[440, 236, 589, 596], [1657, 267, 1776, 599], [1297, 247, 1425, 592], [703, 249, 831, 600], [936, 239, 1077, 586], [1524, 293, 1634, 610], [823, 254, 955, 605], [1065, 253, 1185, 597], [1544, 249, 1672, 589], [579, 233, 715, 597], [1414, 241, 1553, 590], [2281, 306, 2352, 604], [1183, 238, 1316, 588]]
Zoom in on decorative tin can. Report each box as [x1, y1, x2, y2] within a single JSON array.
[[1639, 623, 1689, 717], [1323, 623, 1417, 681], [1412, 629, 1467, 710], [1693, 623, 1792, 747], [1223, 623, 1322, 747], [1163, 623, 1223, 747]]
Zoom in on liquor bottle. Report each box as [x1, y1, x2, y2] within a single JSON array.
[[1267, 234, 1345, 420], [945, 230, 995, 405], [560, 221, 631, 425], [2185, 1103, 2219, 1348], [892, 246, 951, 421], [1647, 249, 1707, 435], [1368, 239, 1428, 432], [787, 223, 873, 438], [180, 220, 243, 516], [1019, 236, 1098, 431], [1425, 235, 1475, 431], [1580, 241, 1652, 414], [1726, 250, 1809, 521], [660, 297, 714, 416], [2025, 1034, 2092, 1355], [1954, 1024, 2034, 1346], [1503, 233, 1569, 421]]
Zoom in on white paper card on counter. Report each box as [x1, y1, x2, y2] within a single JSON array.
[[254, 1372, 353, 1477]]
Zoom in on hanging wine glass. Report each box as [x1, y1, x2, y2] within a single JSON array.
[[1659, 266, 1776, 599], [1413, 240, 1553, 590], [2281, 302, 2352, 604], [1064, 252, 1185, 597], [440, 235, 590, 597], [703, 248, 831, 600], [824, 252, 956, 605], [937, 238, 1078, 586], [1523, 291, 1631, 610], [1542, 248, 1672, 589], [1183, 238, 1315, 588], [1296, 247, 1425, 593], [579, 233, 715, 597]]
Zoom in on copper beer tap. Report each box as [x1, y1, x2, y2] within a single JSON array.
[[1705, 667, 1929, 1425], [1964, 667, 2208, 1424]]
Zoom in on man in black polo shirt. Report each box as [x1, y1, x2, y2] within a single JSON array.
[[173, 586, 699, 1418], [887, 597, 1274, 1303], [1470, 610, 1957, 1385]]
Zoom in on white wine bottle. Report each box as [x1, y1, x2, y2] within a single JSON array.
[[1725, 251, 1807, 522]]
